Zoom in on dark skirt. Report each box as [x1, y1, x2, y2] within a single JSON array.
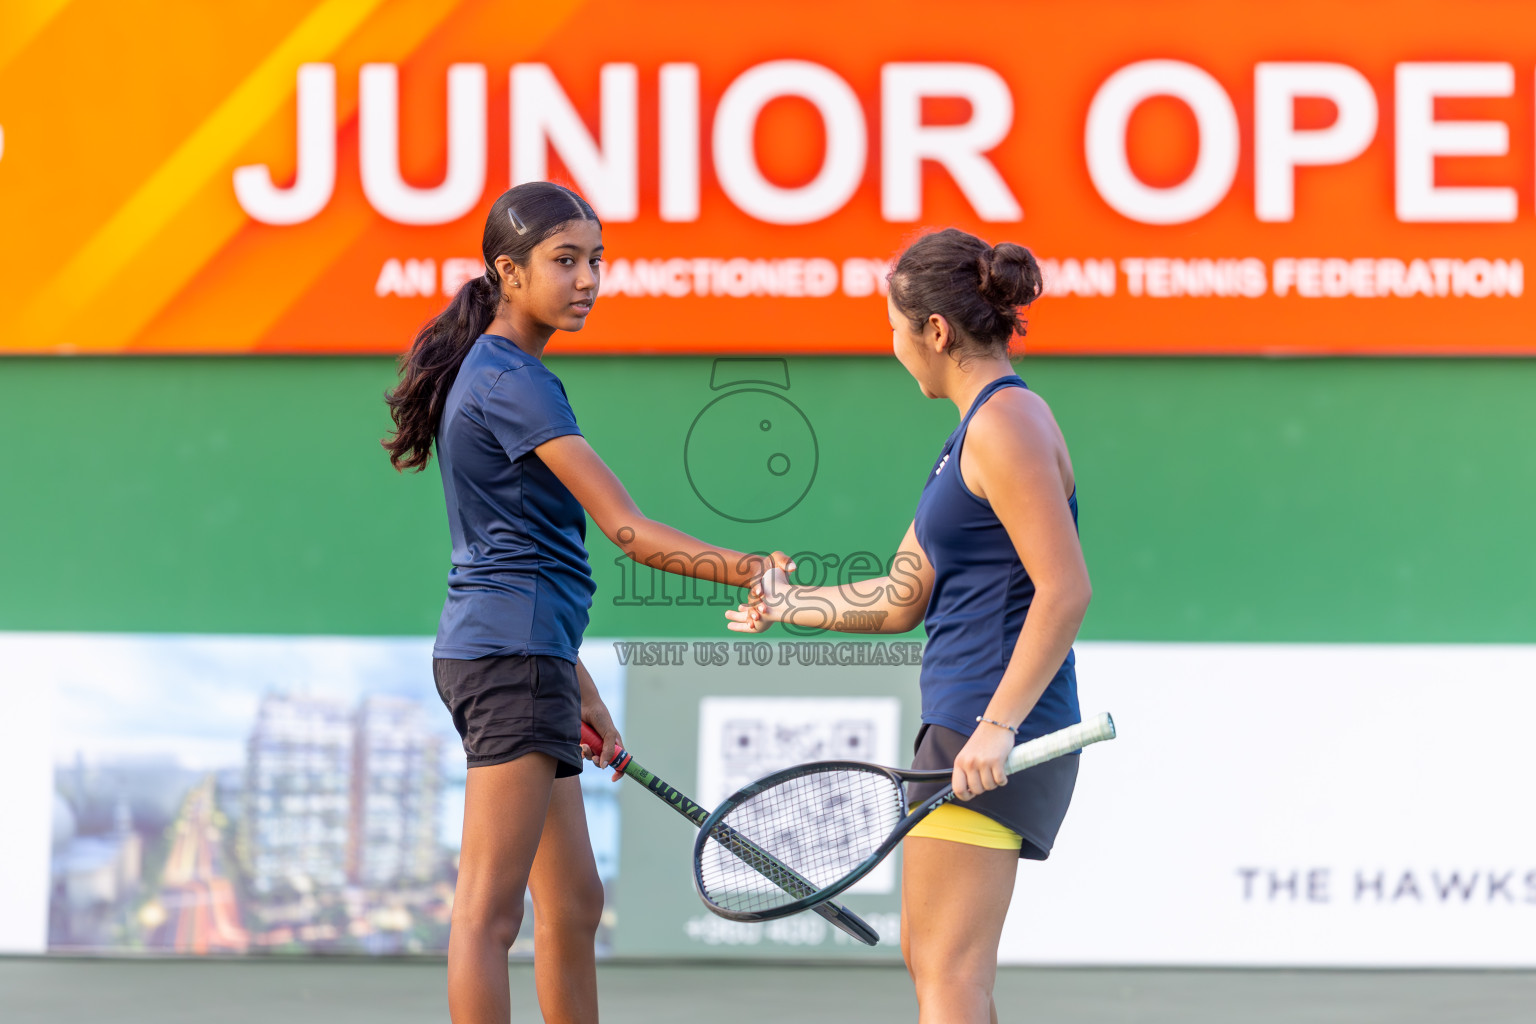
[[905, 722, 1078, 860], [432, 653, 584, 778]]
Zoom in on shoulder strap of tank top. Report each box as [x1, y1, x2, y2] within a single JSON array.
[[959, 375, 1027, 433]]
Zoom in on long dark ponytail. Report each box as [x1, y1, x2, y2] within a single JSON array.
[[382, 182, 600, 471]]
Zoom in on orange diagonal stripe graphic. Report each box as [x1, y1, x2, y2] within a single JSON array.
[[8, 0, 386, 352], [0, 0, 74, 76], [135, 0, 591, 354]]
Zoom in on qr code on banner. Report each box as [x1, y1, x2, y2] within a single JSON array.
[[696, 697, 902, 894]]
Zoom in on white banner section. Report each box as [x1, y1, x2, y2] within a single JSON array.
[[0, 638, 54, 953], [1006, 642, 1536, 966]]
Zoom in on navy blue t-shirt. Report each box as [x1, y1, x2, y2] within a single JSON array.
[[912, 375, 1080, 742], [433, 334, 596, 662]]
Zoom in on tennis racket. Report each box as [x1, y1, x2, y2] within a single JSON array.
[[578, 723, 880, 946], [691, 712, 1116, 923]]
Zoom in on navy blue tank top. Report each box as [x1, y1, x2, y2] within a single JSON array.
[[912, 375, 1080, 742]]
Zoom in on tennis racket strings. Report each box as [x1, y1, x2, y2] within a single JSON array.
[[697, 766, 907, 915]]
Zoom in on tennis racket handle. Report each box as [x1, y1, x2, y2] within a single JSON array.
[[1004, 713, 1116, 775], [579, 722, 631, 772], [813, 901, 880, 946]]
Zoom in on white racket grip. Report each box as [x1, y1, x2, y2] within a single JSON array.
[[1004, 713, 1116, 775]]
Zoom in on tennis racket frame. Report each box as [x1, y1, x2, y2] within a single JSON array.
[[690, 712, 1116, 923], [578, 723, 880, 945]]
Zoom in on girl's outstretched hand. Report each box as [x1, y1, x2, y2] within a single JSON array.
[[725, 600, 772, 633], [727, 550, 795, 632]]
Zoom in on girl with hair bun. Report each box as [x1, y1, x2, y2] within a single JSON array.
[[385, 181, 791, 1024], [729, 227, 1091, 1023]]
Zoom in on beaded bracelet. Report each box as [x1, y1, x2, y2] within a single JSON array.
[[975, 715, 1017, 735]]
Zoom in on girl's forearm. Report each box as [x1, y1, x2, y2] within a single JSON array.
[[983, 588, 1090, 729], [769, 578, 923, 634], [619, 517, 765, 589], [575, 657, 600, 703]]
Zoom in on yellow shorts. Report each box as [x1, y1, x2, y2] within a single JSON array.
[[905, 801, 1023, 851]]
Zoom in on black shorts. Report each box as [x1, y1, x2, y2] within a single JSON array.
[[432, 653, 584, 778], [905, 722, 1078, 861]]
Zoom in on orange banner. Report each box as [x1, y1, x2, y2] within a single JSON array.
[[2, 0, 1535, 355]]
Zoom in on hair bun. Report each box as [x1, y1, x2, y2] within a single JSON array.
[[887, 227, 1041, 355], [977, 242, 1043, 311]]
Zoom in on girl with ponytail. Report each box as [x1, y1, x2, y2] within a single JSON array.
[[728, 228, 1092, 1023], [384, 182, 790, 1024]]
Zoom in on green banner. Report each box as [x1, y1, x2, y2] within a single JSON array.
[[2, 356, 1532, 641]]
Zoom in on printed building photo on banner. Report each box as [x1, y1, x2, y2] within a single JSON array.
[[11, 633, 625, 956]]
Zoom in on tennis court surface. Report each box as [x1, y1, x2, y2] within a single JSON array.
[[5, 958, 1535, 1023]]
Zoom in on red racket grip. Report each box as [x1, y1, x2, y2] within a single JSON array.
[[579, 722, 631, 771]]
